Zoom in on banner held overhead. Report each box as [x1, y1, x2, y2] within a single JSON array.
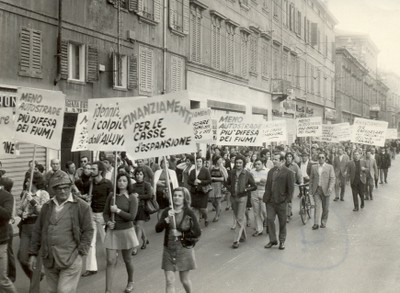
[[263, 120, 287, 143], [71, 112, 89, 152], [351, 118, 388, 147], [296, 117, 323, 137], [191, 108, 213, 143], [15, 88, 65, 150], [0, 107, 17, 157], [119, 91, 196, 159]]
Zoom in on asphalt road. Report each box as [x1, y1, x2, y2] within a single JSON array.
[[14, 157, 400, 293]]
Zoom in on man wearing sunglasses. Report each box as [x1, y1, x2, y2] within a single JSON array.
[[309, 152, 335, 230], [348, 150, 368, 211]]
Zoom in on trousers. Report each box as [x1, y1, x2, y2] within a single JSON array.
[[231, 196, 247, 242], [351, 181, 365, 209], [313, 187, 330, 226], [0, 243, 17, 293], [86, 212, 105, 271], [266, 201, 287, 243], [250, 194, 266, 234]]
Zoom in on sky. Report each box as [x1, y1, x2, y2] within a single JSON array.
[[327, 0, 400, 76]]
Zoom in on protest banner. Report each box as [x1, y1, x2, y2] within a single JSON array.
[[0, 107, 18, 157], [335, 122, 352, 142], [191, 108, 213, 143], [296, 117, 323, 137], [217, 114, 265, 146], [351, 118, 388, 147], [71, 112, 89, 152], [87, 98, 126, 151], [263, 120, 287, 143], [118, 91, 196, 159], [386, 128, 398, 140], [316, 124, 338, 143], [15, 88, 65, 150]]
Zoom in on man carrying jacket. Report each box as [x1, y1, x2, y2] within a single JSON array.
[[225, 155, 257, 249]]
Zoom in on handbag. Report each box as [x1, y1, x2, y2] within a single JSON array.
[[145, 198, 159, 214], [201, 184, 213, 194], [179, 215, 199, 248]]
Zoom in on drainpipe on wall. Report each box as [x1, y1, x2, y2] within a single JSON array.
[[54, 0, 63, 85], [162, 0, 168, 94]]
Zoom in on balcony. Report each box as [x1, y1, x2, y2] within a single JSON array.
[[271, 79, 291, 93]]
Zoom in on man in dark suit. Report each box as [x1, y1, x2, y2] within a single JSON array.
[[365, 149, 378, 200], [263, 153, 294, 250], [333, 146, 349, 201], [348, 150, 368, 211], [309, 152, 335, 230]]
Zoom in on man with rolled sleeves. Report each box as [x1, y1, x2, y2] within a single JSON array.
[[29, 171, 93, 293]]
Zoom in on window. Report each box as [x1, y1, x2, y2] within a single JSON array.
[[211, 14, 223, 70], [297, 11, 302, 36], [272, 45, 280, 79], [190, 4, 203, 63], [139, 45, 154, 94], [226, 23, 236, 74], [113, 54, 128, 89], [273, 0, 279, 19], [169, 0, 189, 34], [282, 50, 289, 80], [19, 27, 42, 78], [263, 0, 270, 13], [69, 43, 85, 82], [239, 0, 249, 9], [130, 0, 161, 24], [249, 33, 258, 75], [289, 3, 295, 32], [283, 0, 288, 27], [261, 39, 270, 79], [240, 30, 250, 78], [170, 55, 185, 92]]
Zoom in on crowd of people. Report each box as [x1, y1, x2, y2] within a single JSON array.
[[0, 140, 397, 293]]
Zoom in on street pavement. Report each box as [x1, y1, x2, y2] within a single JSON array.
[[14, 157, 400, 293]]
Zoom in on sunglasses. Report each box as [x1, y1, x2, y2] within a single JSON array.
[[318, 156, 325, 159]]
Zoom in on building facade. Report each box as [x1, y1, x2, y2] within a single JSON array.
[[381, 71, 400, 129], [335, 32, 389, 123]]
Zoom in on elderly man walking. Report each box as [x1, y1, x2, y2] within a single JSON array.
[[29, 171, 93, 293]]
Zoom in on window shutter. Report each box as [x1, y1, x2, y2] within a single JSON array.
[[60, 40, 69, 80], [182, 0, 189, 34], [112, 52, 117, 87], [31, 29, 42, 78], [169, 0, 177, 29], [171, 56, 177, 92], [86, 46, 98, 82], [128, 0, 138, 11], [139, 46, 147, 92], [137, 0, 144, 16], [19, 28, 31, 76], [154, 0, 161, 22], [128, 54, 137, 89], [146, 49, 153, 93]]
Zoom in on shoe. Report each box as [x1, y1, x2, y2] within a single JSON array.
[[365, 197, 369, 200], [380, 182, 383, 184], [232, 241, 239, 249], [340, 198, 344, 201], [312, 224, 319, 230], [246, 222, 251, 227], [279, 242, 285, 250], [225, 206, 231, 211], [353, 208, 359, 212], [252, 231, 263, 237], [333, 198, 339, 201], [141, 239, 149, 250], [239, 237, 246, 243], [124, 282, 135, 293], [371, 196, 373, 200], [361, 203, 364, 209], [132, 248, 138, 255], [264, 241, 278, 248], [320, 224, 326, 228], [212, 217, 219, 222], [81, 270, 97, 277], [204, 220, 209, 227]]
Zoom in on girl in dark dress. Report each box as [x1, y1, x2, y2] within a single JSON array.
[[156, 187, 201, 293]]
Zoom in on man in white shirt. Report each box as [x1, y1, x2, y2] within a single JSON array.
[[333, 147, 349, 201]]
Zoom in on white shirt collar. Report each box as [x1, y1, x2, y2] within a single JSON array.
[[52, 193, 74, 207]]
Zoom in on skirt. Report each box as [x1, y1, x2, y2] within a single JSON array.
[[135, 204, 150, 222], [161, 239, 197, 272], [191, 191, 209, 209], [104, 226, 139, 250], [209, 182, 223, 199]]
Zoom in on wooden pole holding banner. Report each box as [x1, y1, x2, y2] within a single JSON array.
[[111, 151, 118, 222], [163, 156, 177, 235], [28, 145, 37, 194]]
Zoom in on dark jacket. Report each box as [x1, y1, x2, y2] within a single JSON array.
[[155, 207, 201, 248], [348, 159, 368, 185], [225, 168, 257, 198], [29, 195, 94, 264], [263, 166, 294, 204], [188, 167, 212, 195], [0, 189, 13, 244], [377, 153, 391, 169]]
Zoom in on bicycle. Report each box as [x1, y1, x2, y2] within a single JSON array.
[[298, 183, 313, 225]]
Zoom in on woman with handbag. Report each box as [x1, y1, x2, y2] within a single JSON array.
[[188, 157, 212, 227], [155, 187, 201, 293], [153, 160, 179, 219], [103, 173, 139, 293], [209, 155, 228, 223], [131, 168, 153, 255]]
